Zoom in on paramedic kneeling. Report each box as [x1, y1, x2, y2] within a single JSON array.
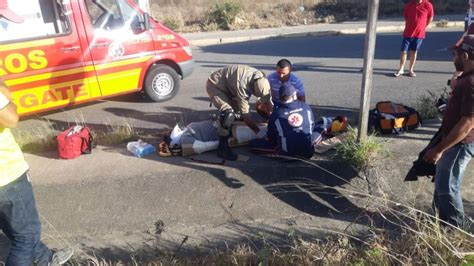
[[423, 35, 474, 231], [251, 83, 315, 159], [206, 65, 272, 161]]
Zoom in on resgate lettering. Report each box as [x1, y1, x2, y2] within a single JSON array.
[[0, 50, 48, 75], [18, 84, 87, 109]]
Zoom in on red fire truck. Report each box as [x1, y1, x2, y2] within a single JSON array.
[[0, 0, 194, 116]]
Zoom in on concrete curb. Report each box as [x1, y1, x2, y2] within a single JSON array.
[[189, 21, 464, 47]]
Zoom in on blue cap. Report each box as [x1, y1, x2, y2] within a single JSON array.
[[279, 83, 296, 98]]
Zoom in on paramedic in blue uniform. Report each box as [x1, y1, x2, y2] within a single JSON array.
[[251, 83, 315, 159]]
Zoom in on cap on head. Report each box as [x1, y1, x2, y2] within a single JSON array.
[[467, 23, 474, 35], [459, 35, 474, 54], [279, 83, 296, 98], [0, 0, 24, 23], [253, 76, 270, 97], [454, 25, 474, 50]]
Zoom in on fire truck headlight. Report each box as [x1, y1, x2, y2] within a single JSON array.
[[183, 46, 193, 57]]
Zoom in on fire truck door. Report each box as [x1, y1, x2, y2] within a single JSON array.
[[80, 0, 155, 97]]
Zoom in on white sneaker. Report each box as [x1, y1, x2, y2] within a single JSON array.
[[50, 247, 74, 265], [393, 70, 404, 77]]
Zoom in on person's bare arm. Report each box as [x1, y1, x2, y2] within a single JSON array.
[[424, 116, 473, 164], [0, 80, 19, 128], [426, 16, 433, 28], [241, 113, 260, 134], [426, 4, 434, 28]]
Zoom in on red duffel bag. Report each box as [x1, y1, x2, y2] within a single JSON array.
[[57, 126, 93, 159]]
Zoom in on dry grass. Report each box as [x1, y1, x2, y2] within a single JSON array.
[[413, 88, 448, 120], [152, 2, 318, 32], [142, 0, 467, 32], [335, 127, 386, 171], [69, 189, 474, 265], [436, 18, 450, 28], [92, 119, 140, 146], [12, 120, 59, 153], [12, 118, 140, 153], [67, 154, 473, 265]]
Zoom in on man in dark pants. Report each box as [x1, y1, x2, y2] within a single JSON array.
[[0, 6, 73, 264], [251, 83, 315, 159], [0, 79, 73, 265], [424, 35, 474, 231]]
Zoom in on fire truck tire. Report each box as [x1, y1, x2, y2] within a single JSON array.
[[144, 65, 180, 102]]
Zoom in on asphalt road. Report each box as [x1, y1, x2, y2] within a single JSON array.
[[18, 27, 462, 132], [6, 27, 471, 262]]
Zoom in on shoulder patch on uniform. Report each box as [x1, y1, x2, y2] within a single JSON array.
[[288, 113, 303, 127]]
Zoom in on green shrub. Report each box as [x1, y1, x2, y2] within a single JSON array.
[[335, 127, 385, 171], [436, 19, 449, 28], [161, 13, 185, 31], [413, 88, 448, 120], [208, 2, 241, 30], [163, 18, 181, 31]]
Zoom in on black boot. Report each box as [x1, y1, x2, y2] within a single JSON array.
[[217, 136, 237, 161]]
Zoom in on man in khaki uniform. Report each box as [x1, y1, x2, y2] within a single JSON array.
[[206, 65, 271, 160]]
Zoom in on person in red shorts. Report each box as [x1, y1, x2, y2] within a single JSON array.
[[394, 0, 434, 78]]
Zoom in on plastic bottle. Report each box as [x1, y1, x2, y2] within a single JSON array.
[[127, 139, 156, 158]]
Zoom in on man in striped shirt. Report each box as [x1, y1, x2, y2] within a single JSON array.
[[267, 59, 305, 107]]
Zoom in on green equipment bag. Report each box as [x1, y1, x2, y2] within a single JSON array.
[[369, 101, 421, 134]]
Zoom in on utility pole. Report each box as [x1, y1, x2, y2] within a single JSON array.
[[357, 0, 380, 142]]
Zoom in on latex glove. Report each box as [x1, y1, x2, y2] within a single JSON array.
[[256, 129, 266, 139]]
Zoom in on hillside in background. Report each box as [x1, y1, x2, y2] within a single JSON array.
[[136, 0, 467, 32]]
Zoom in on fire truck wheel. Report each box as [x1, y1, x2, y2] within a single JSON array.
[[145, 65, 180, 102]]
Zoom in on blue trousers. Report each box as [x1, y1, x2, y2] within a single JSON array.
[[0, 172, 51, 265], [433, 142, 474, 228]]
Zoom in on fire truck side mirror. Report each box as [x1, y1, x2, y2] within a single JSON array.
[[142, 12, 150, 30]]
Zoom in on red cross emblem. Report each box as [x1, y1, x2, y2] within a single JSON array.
[[288, 113, 303, 127]]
